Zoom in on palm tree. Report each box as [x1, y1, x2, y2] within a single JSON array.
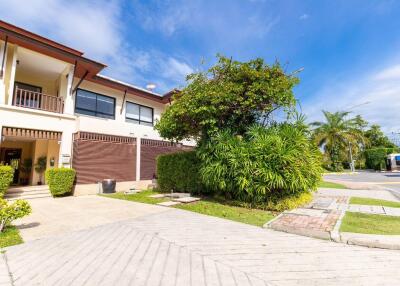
[[311, 111, 366, 171]]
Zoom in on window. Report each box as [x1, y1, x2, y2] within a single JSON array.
[[126, 102, 153, 126], [75, 89, 115, 119]]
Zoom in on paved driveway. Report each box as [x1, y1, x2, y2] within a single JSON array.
[[4, 207, 400, 286], [14, 195, 169, 241]]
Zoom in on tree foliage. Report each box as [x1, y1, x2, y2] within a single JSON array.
[[0, 166, 14, 197], [365, 147, 399, 170], [156, 55, 298, 141], [365, 124, 396, 148], [311, 111, 366, 171], [0, 199, 31, 232], [198, 124, 323, 204]]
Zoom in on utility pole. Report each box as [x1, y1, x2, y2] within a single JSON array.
[[344, 101, 370, 172], [349, 142, 355, 172]]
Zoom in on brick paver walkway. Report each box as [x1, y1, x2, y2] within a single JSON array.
[[266, 195, 346, 239], [268, 209, 341, 239], [3, 209, 400, 285]]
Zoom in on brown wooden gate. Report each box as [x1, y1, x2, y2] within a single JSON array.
[[72, 132, 136, 184]]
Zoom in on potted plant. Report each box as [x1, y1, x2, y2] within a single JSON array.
[[20, 158, 32, 185], [34, 156, 47, 185]]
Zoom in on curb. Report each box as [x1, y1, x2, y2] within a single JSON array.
[[330, 196, 348, 242], [383, 187, 400, 200], [330, 210, 346, 242], [340, 233, 400, 250], [263, 212, 286, 228]]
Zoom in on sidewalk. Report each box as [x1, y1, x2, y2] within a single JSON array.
[[338, 203, 400, 216], [264, 190, 400, 250]]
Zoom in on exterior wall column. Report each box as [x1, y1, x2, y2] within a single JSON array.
[[0, 41, 6, 105], [7, 45, 17, 106], [136, 137, 141, 181], [63, 65, 75, 115], [59, 132, 73, 168], [31, 139, 48, 185]]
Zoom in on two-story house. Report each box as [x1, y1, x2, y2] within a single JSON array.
[[0, 20, 192, 195]]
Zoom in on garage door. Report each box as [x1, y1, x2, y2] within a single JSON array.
[[72, 132, 136, 184]]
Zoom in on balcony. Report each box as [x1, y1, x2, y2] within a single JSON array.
[[13, 87, 64, 114]]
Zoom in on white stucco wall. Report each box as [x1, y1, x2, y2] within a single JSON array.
[[74, 79, 168, 140], [0, 105, 76, 168]]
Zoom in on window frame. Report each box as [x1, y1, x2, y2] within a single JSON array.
[[75, 88, 116, 119], [125, 101, 154, 126]]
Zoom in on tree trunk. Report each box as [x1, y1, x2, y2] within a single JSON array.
[[0, 220, 5, 232]]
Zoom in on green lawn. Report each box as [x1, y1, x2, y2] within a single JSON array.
[[102, 191, 275, 227], [340, 212, 400, 235], [318, 181, 347, 189], [175, 199, 275, 227], [350, 197, 400, 208], [0, 226, 23, 248], [101, 190, 169, 205]]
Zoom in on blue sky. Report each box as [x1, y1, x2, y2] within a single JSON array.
[[1, 0, 400, 133]]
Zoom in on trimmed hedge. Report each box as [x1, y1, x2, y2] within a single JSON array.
[[157, 151, 204, 194], [365, 147, 399, 170], [46, 168, 76, 197], [0, 166, 14, 197]]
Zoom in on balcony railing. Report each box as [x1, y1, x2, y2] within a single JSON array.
[[13, 87, 64, 114]]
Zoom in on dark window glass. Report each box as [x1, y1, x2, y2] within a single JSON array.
[[75, 89, 115, 119], [126, 102, 153, 126]]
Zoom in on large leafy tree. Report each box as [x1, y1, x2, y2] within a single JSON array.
[[364, 124, 396, 148], [311, 111, 366, 170], [155, 55, 299, 142]]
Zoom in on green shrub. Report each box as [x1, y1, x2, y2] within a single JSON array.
[[198, 124, 323, 207], [0, 199, 31, 232], [0, 166, 14, 197], [211, 192, 312, 212], [46, 168, 76, 197], [157, 151, 205, 194], [365, 147, 399, 170], [265, 192, 313, 212]]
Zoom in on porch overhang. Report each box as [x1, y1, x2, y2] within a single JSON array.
[[2, 127, 62, 141], [0, 20, 106, 79]]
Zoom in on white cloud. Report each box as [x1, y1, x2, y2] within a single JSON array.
[[299, 14, 309, 20], [248, 15, 280, 38], [374, 64, 400, 80], [302, 63, 400, 134], [161, 58, 194, 82], [0, 0, 121, 60], [134, 1, 195, 37], [0, 0, 193, 92], [132, 0, 279, 43]]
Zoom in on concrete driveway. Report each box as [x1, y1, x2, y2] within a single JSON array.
[[14, 195, 169, 241], [3, 203, 400, 285]]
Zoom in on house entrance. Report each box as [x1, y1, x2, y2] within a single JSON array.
[[1, 148, 22, 184]]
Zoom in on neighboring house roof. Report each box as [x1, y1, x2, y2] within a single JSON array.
[[0, 20, 174, 103]]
